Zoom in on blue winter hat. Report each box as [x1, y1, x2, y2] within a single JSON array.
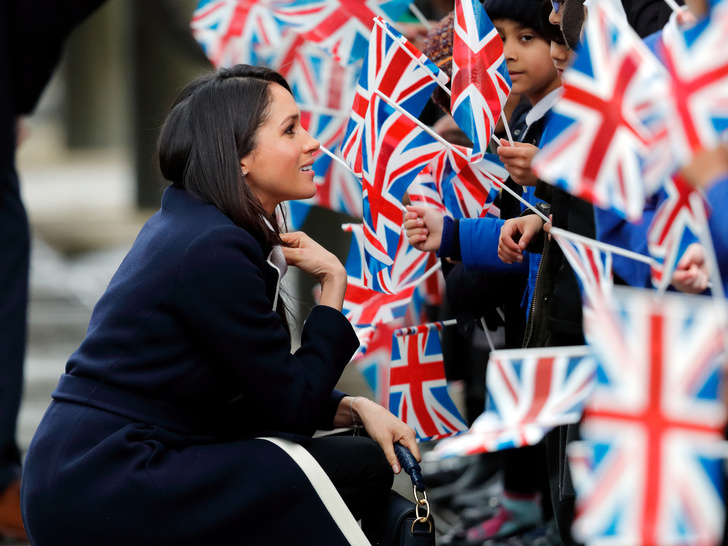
[[480, 0, 544, 35]]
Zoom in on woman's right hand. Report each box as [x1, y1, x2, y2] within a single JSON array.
[[281, 231, 347, 310]]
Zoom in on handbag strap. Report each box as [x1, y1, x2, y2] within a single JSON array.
[[393, 443, 433, 534], [394, 443, 426, 492]]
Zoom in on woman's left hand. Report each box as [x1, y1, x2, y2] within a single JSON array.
[[339, 397, 420, 474]]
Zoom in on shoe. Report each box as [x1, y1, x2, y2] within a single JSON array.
[[0, 480, 28, 542], [462, 491, 542, 545]]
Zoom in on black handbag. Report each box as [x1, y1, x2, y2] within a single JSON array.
[[363, 443, 436, 546]]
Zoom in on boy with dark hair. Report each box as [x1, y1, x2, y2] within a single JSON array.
[[405, 0, 563, 542]]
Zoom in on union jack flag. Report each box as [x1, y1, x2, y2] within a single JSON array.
[[433, 345, 596, 458], [550, 227, 614, 311], [342, 223, 423, 327], [360, 94, 444, 277], [270, 34, 359, 150], [660, 0, 728, 166], [340, 16, 448, 175], [310, 152, 363, 217], [407, 165, 447, 214], [284, 200, 312, 230], [353, 321, 398, 407], [451, 0, 511, 161], [437, 148, 506, 219], [409, 148, 506, 219], [389, 323, 468, 441], [345, 217, 431, 293], [532, 0, 673, 222], [272, 0, 411, 64], [415, 253, 444, 308], [574, 286, 727, 546], [647, 174, 705, 289], [191, 0, 285, 67]]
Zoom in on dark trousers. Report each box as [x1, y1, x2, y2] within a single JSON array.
[[0, 168, 29, 490], [301, 435, 394, 522], [545, 330, 585, 546]]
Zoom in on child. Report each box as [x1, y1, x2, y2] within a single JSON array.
[[405, 1, 562, 543], [498, 2, 597, 545]]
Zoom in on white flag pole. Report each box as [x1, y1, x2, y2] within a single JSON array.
[[663, 0, 682, 14], [480, 317, 496, 352], [319, 145, 361, 179], [550, 226, 658, 266], [500, 111, 515, 146]]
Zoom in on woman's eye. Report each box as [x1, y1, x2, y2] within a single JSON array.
[[521, 34, 534, 42], [285, 124, 296, 135]]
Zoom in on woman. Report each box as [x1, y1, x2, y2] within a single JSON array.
[[21, 64, 418, 545]]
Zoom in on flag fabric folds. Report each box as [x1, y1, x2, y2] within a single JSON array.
[[389, 322, 468, 441], [272, 0, 411, 65], [353, 322, 397, 407], [191, 0, 285, 67], [574, 287, 727, 546], [342, 223, 426, 327], [360, 94, 444, 278], [341, 16, 448, 175], [451, 0, 511, 161], [660, 1, 728, 166], [433, 345, 596, 458], [270, 34, 358, 150], [647, 174, 705, 289], [409, 147, 506, 219], [438, 149, 506, 219], [407, 165, 447, 215], [532, 0, 672, 221], [550, 227, 614, 310]]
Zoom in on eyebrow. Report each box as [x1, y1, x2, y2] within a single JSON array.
[[279, 113, 299, 127]]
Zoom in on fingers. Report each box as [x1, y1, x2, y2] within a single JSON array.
[[521, 217, 544, 244], [381, 442, 401, 474], [405, 205, 428, 219], [498, 239, 523, 263], [671, 268, 709, 294], [498, 220, 524, 263], [397, 433, 421, 463], [280, 231, 304, 247]]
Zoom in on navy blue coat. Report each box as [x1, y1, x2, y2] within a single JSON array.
[[21, 186, 361, 545]]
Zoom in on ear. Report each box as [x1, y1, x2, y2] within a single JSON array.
[[240, 158, 249, 177]]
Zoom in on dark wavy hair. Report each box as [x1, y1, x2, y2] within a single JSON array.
[[157, 64, 292, 249]]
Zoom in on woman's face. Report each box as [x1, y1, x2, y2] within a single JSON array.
[[240, 83, 320, 214]]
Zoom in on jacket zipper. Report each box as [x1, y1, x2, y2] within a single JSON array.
[[523, 234, 548, 348]]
